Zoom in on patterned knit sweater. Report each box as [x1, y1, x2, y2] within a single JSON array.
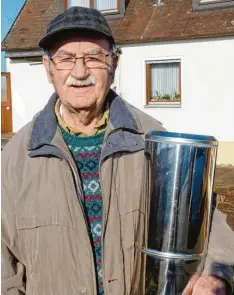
[[60, 126, 105, 295]]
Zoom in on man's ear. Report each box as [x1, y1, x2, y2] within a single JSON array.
[[110, 55, 119, 83], [43, 55, 53, 84], [113, 55, 119, 72]]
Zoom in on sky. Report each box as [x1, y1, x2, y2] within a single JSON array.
[[1, 0, 26, 72]]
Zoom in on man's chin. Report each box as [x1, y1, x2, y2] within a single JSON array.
[[65, 97, 97, 111]]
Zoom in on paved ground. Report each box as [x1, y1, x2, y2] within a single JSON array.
[[215, 167, 234, 294], [215, 166, 234, 188], [214, 166, 234, 231]]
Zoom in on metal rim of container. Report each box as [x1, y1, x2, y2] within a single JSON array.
[[145, 132, 218, 147], [141, 248, 205, 261], [145, 137, 218, 148]]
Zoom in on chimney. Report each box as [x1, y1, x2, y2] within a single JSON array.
[[153, 0, 164, 7]]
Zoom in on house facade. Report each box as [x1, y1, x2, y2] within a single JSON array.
[[2, 0, 234, 165]]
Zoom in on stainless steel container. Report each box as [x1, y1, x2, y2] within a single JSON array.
[[143, 131, 218, 295]]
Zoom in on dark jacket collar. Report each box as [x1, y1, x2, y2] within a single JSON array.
[[28, 89, 142, 151]]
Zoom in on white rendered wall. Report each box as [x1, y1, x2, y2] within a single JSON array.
[[116, 37, 234, 142], [6, 58, 54, 132]]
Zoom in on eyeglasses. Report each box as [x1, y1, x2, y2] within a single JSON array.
[[49, 53, 114, 70]]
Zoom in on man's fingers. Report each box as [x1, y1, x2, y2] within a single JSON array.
[[191, 276, 226, 295], [182, 273, 200, 295]]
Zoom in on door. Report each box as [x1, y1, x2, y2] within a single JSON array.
[[1, 72, 13, 134]]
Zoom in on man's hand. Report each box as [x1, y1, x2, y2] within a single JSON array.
[[183, 274, 226, 295]]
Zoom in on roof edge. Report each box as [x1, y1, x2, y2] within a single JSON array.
[[115, 32, 234, 45], [1, 0, 27, 47], [5, 50, 44, 58]]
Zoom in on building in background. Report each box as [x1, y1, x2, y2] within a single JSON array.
[[2, 0, 234, 165], [1, 0, 25, 138]]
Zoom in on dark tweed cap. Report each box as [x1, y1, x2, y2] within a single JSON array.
[[39, 6, 115, 49]]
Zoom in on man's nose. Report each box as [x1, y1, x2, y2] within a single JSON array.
[[71, 57, 89, 79]]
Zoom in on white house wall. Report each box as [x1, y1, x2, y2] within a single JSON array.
[[117, 37, 234, 142], [6, 58, 54, 132]]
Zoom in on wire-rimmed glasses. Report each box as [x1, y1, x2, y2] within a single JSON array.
[[49, 53, 114, 70]]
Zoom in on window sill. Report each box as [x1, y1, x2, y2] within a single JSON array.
[[104, 12, 124, 20], [145, 102, 182, 108], [193, 0, 234, 11]]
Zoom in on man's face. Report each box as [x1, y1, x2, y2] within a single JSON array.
[[43, 35, 117, 111]]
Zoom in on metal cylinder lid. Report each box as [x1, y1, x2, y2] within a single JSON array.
[[145, 131, 218, 147]]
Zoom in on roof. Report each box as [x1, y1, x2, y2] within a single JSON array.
[[2, 0, 234, 51]]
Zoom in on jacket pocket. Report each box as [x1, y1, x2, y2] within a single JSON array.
[[16, 213, 74, 230]]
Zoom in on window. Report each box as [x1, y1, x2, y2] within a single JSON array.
[[145, 60, 181, 107], [66, 0, 120, 14], [193, 0, 234, 10]]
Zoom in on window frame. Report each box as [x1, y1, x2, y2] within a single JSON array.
[[144, 58, 182, 108], [64, 0, 122, 15], [193, 0, 234, 11]]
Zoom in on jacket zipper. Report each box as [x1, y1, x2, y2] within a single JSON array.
[[99, 163, 106, 294]]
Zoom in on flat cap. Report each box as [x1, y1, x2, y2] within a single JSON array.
[[39, 6, 115, 49]]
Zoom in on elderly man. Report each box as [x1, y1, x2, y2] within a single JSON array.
[[1, 6, 233, 295]]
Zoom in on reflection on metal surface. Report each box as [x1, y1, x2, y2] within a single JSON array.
[[140, 248, 204, 260], [145, 256, 201, 295], [143, 131, 218, 295]]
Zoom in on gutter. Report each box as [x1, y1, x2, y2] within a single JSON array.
[[5, 50, 44, 58]]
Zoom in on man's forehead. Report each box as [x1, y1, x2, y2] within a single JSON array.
[[56, 46, 104, 56], [50, 35, 110, 55]]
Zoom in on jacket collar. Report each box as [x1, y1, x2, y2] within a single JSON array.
[[28, 89, 143, 151]]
